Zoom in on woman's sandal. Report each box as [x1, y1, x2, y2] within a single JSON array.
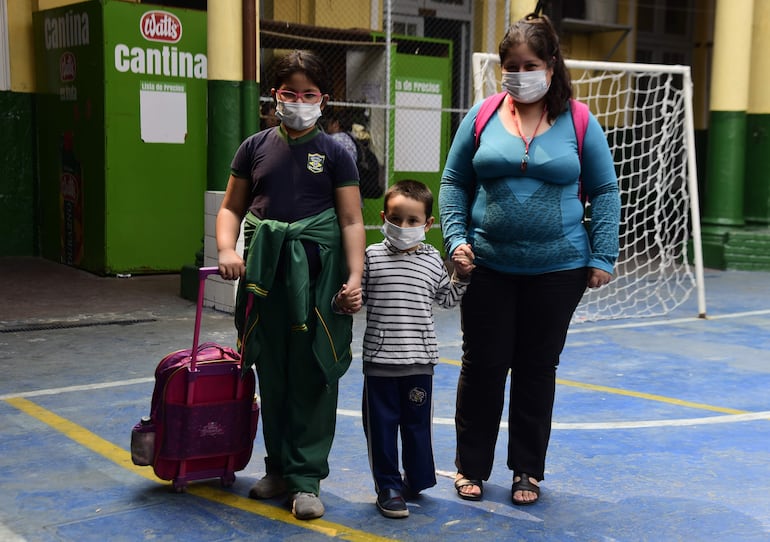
[[511, 473, 540, 506], [454, 475, 483, 501]]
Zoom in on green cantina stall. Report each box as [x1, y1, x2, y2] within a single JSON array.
[[34, 0, 207, 275]]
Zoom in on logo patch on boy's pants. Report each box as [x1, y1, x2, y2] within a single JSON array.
[[307, 153, 325, 173], [408, 387, 427, 406]]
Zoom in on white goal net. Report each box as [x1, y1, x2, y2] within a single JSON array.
[[472, 54, 706, 322]]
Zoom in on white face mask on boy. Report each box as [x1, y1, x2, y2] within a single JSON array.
[[275, 100, 323, 131], [501, 70, 550, 104], [381, 219, 426, 251]]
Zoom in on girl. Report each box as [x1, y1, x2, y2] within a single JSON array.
[[216, 50, 365, 520]]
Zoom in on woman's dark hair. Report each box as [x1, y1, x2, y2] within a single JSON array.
[[499, 13, 572, 121], [384, 179, 434, 218], [272, 50, 331, 95], [325, 107, 354, 132]]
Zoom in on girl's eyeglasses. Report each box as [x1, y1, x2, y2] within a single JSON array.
[[275, 90, 324, 103]]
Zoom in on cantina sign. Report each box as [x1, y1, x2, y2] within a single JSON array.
[[44, 10, 89, 50], [114, 10, 206, 79], [42, 8, 206, 80]]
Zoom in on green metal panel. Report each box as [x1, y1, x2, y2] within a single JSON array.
[[104, 1, 207, 273], [34, 1, 105, 269]]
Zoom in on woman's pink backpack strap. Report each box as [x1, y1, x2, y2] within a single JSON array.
[[569, 98, 589, 165], [473, 92, 507, 148], [473, 93, 589, 159]]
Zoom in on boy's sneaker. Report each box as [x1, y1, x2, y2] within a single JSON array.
[[376, 488, 409, 518], [291, 492, 325, 520], [248, 473, 288, 499]]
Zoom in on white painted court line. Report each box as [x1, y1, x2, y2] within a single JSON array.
[[7, 381, 767, 430], [337, 409, 770, 430], [0, 377, 154, 401], [3, 307, 769, 426], [0, 523, 26, 542], [569, 308, 770, 334]]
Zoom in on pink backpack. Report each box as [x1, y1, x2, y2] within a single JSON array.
[[473, 92, 590, 201]]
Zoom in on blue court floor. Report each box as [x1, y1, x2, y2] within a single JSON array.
[[1, 258, 769, 541]]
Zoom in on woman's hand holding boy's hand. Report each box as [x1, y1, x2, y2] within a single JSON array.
[[335, 283, 363, 314], [452, 243, 475, 278]]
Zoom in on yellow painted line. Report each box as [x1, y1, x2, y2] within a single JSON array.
[[555, 378, 748, 415], [4, 397, 396, 542], [438, 358, 748, 415]]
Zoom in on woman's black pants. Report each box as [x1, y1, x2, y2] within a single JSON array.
[[454, 266, 587, 481]]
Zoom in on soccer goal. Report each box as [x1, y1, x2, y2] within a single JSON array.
[[472, 53, 706, 322]]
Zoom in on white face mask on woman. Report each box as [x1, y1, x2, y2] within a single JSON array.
[[275, 100, 323, 131], [381, 219, 426, 251], [501, 70, 550, 104]]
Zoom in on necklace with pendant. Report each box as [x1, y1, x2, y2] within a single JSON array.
[[510, 99, 548, 172]]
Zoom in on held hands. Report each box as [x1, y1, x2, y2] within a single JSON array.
[[452, 243, 476, 278], [218, 249, 246, 281], [588, 268, 612, 289], [335, 283, 363, 314]]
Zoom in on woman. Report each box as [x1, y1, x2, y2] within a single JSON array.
[[216, 50, 365, 520], [439, 13, 620, 506]]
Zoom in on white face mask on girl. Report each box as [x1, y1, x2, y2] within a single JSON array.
[[501, 70, 550, 104], [381, 219, 426, 251], [275, 100, 323, 131]]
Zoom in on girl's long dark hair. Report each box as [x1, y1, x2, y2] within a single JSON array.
[[499, 13, 572, 122]]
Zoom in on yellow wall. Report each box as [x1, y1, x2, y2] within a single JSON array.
[[509, 0, 530, 22], [749, 0, 770, 114], [8, 0, 90, 93], [692, 0, 714, 129], [208, 0, 243, 81], [8, 0, 36, 92], [273, 0, 370, 30], [710, 0, 753, 112], [315, 0, 371, 29]]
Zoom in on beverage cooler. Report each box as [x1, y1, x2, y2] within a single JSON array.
[[34, 0, 207, 274]]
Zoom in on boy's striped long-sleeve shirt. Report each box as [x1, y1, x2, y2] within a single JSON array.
[[361, 240, 468, 377]]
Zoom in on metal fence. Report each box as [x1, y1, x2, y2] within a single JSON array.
[[258, 0, 485, 244]]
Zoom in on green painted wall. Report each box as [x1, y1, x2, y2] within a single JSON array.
[[745, 114, 770, 224], [703, 110, 746, 227], [0, 91, 36, 256]]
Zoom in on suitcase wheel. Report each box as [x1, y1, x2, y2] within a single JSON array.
[[221, 473, 236, 487], [172, 479, 187, 493]]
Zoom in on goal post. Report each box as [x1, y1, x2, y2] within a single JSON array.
[[471, 53, 707, 322]]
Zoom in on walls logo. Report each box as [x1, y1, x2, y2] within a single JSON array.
[[60, 52, 76, 82], [114, 9, 205, 79], [140, 10, 182, 44]]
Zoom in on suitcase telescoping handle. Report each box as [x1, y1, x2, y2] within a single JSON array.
[[190, 266, 222, 371]]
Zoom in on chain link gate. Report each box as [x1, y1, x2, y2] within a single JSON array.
[[258, 0, 480, 249]]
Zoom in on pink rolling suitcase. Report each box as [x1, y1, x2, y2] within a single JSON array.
[[131, 267, 258, 492]]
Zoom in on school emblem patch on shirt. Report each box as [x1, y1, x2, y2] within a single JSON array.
[[306, 153, 325, 174]]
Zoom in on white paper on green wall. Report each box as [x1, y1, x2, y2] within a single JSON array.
[[394, 79, 442, 172], [139, 82, 187, 144]]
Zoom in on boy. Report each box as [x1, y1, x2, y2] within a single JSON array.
[[336, 179, 470, 518]]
